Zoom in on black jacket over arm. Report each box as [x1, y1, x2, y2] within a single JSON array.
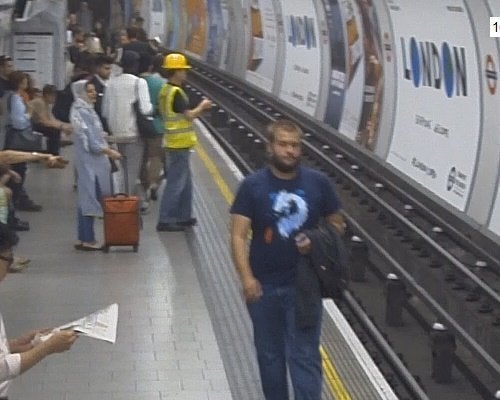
[[295, 223, 348, 329]]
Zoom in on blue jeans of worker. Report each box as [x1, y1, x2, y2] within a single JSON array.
[[77, 179, 102, 243], [247, 283, 323, 400], [158, 149, 192, 224]]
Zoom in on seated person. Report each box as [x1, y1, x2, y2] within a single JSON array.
[[29, 85, 72, 155]]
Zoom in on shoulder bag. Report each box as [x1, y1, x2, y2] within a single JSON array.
[[133, 78, 157, 138]]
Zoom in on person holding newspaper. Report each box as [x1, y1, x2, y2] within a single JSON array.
[[0, 223, 77, 397]]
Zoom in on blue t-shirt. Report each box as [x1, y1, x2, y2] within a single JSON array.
[[230, 166, 341, 285]]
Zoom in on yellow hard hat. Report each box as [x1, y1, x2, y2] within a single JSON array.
[[162, 53, 191, 69]]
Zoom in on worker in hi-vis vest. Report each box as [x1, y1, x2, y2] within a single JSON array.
[[156, 53, 212, 232]]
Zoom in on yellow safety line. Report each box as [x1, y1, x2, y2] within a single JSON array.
[[195, 141, 351, 400], [195, 143, 234, 205], [321, 345, 352, 400]]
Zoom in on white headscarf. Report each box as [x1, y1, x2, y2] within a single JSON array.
[[71, 79, 92, 108]]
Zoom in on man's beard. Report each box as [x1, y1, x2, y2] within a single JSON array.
[[269, 153, 300, 173]]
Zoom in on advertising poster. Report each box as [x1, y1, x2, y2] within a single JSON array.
[[385, 0, 480, 211], [217, 0, 231, 70], [355, 0, 384, 150], [143, 0, 165, 42], [184, 0, 208, 59], [245, 0, 280, 92], [278, 0, 322, 115], [206, 0, 224, 66], [323, 0, 382, 147], [165, 0, 181, 50], [322, 0, 346, 129], [326, 0, 365, 140]]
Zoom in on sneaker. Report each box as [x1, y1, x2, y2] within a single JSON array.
[[140, 201, 150, 215], [8, 256, 31, 272], [178, 218, 197, 227], [156, 222, 185, 232]]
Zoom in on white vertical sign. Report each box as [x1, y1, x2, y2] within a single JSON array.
[[13, 33, 54, 87]]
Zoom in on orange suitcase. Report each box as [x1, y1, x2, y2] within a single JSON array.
[[103, 194, 140, 253]]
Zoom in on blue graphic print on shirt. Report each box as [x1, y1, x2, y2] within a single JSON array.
[[270, 190, 309, 238]]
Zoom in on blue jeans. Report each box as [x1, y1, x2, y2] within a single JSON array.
[[77, 179, 102, 242], [158, 149, 192, 223], [247, 283, 323, 400]]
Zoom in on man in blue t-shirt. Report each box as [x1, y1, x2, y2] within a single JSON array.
[[230, 119, 344, 400]]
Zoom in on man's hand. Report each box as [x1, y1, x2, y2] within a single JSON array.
[[10, 328, 51, 352], [295, 233, 311, 255], [16, 328, 50, 345], [199, 98, 212, 111], [61, 124, 73, 135], [107, 149, 122, 160], [44, 330, 78, 354], [242, 276, 262, 303], [46, 156, 69, 169], [8, 169, 22, 183]]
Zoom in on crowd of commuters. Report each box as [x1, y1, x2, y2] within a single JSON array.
[[0, 3, 347, 399]]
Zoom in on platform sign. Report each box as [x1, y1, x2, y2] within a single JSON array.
[[278, 0, 322, 116], [245, 0, 280, 93], [184, 0, 208, 59], [13, 33, 54, 87], [385, 0, 481, 211]]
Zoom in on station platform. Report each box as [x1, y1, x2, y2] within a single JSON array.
[[0, 121, 397, 400]]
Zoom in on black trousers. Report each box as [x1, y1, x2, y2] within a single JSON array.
[[32, 123, 61, 155], [6, 162, 27, 204]]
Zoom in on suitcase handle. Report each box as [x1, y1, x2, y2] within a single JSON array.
[[113, 193, 129, 198]]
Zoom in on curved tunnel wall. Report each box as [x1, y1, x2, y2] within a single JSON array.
[[149, 0, 500, 242]]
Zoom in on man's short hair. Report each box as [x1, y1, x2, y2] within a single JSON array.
[[0, 55, 12, 67], [266, 119, 303, 143], [42, 84, 57, 96], [94, 54, 114, 67]]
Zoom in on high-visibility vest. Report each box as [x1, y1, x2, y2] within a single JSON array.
[[159, 84, 196, 149]]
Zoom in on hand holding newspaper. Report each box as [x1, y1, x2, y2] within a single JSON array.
[[32, 304, 118, 345]]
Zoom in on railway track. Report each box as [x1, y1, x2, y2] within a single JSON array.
[[185, 59, 500, 399]]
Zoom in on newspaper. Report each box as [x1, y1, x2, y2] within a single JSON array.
[[57, 304, 118, 343]]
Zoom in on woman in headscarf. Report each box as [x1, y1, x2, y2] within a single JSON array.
[[70, 80, 121, 250]]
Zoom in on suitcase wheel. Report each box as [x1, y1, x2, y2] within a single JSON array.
[[103, 246, 109, 253], [133, 245, 138, 253]]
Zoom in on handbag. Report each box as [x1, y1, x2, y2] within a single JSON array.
[[5, 125, 43, 152], [133, 78, 157, 138], [5, 93, 42, 152]]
